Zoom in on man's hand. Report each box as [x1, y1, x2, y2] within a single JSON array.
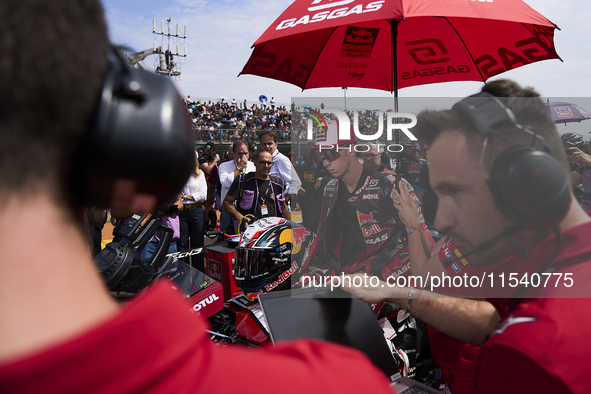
[[568, 147, 591, 167], [236, 155, 248, 172], [392, 181, 420, 228], [340, 273, 407, 306], [315, 177, 323, 189]]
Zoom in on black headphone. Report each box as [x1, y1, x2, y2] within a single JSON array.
[[70, 47, 195, 212], [452, 92, 571, 229]]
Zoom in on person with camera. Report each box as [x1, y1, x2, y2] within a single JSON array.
[[218, 140, 255, 233]]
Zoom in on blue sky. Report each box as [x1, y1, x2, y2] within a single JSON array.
[[101, 0, 591, 134]]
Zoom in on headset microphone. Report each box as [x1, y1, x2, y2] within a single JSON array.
[[442, 225, 522, 266]]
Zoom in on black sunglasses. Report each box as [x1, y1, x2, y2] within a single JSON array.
[[316, 149, 340, 162]]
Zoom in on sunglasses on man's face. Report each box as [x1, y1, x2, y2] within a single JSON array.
[[316, 149, 340, 163], [257, 160, 274, 167], [362, 153, 379, 160]]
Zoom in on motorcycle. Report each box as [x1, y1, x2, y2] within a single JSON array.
[[95, 215, 435, 385]]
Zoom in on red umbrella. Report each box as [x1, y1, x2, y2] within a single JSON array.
[[240, 0, 560, 104]]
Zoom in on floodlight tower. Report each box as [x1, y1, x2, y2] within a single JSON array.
[[126, 18, 187, 80]]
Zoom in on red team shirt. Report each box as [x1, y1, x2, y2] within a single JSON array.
[[436, 217, 591, 393], [0, 281, 395, 394]]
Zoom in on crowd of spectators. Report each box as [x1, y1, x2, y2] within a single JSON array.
[[185, 96, 292, 143], [185, 96, 413, 147]]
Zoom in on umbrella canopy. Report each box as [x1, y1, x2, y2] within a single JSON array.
[[545, 102, 591, 124], [240, 0, 560, 94]]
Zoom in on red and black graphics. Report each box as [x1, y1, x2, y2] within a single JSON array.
[[340, 26, 380, 58]]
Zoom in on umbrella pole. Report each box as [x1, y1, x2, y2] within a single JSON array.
[[388, 19, 401, 113], [389, 19, 402, 170]]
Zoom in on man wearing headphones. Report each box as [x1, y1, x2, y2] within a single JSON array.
[[343, 80, 591, 393], [0, 2, 398, 393], [199, 141, 220, 177], [396, 140, 426, 185]]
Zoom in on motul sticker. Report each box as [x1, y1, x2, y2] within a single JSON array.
[[362, 193, 379, 200], [192, 294, 220, 312]]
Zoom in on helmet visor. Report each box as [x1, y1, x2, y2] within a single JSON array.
[[234, 248, 291, 281]]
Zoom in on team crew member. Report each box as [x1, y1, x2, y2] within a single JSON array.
[[396, 140, 426, 185], [218, 140, 255, 233], [260, 131, 301, 198], [198, 141, 220, 178], [223, 150, 291, 232], [343, 80, 591, 393], [0, 2, 399, 393], [295, 142, 327, 231], [361, 144, 394, 174]]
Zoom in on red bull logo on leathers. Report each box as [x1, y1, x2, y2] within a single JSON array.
[[358, 212, 376, 225], [292, 227, 311, 246]]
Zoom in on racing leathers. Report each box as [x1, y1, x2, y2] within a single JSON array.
[[313, 167, 431, 280], [397, 154, 427, 186]]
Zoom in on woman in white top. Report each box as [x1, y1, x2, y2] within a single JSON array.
[[179, 155, 208, 271]]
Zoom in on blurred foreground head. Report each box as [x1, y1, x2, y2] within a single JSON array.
[[0, 0, 194, 219]]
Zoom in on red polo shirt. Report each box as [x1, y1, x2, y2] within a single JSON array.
[[475, 218, 591, 393], [0, 281, 395, 394]]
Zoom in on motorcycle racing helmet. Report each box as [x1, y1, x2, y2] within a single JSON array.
[[234, 217, 317, 301], [561, 132, 585, 150]]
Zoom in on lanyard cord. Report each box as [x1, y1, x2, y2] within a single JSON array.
[[254, 177, 275, 215]]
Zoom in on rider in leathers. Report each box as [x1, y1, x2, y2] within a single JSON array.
[[314, 169, 431, 280]]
